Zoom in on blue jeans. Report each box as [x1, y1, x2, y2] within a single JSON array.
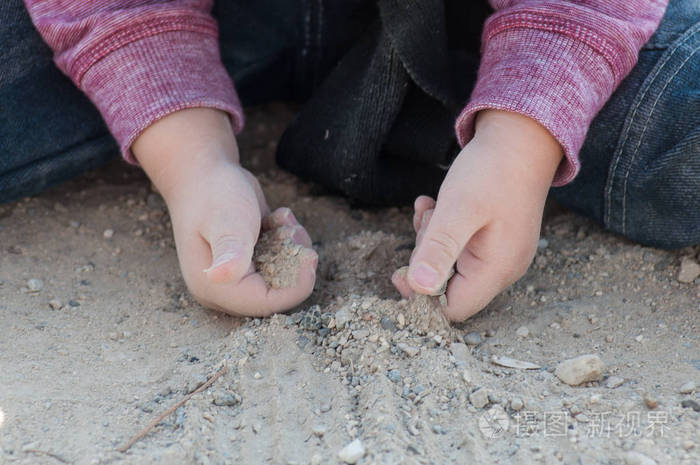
[[1, 0, 698, 248]]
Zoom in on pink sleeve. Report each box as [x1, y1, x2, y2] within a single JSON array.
[[455, 0, 668, 185], [23, 0, 244, 163]]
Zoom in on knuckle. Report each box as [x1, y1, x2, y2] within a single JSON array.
[[424, 230, 462, 263]]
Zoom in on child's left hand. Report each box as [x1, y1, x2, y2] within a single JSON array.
[[392, 110, 564, 321]]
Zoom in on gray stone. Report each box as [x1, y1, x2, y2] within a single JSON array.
[[463, 332, 482, 346], [397, 343, 419, 357], [212, 391, 241, 407], [334, 307, 352, 330], [449, 342, 470, 365], [605, 376, 625, 389]]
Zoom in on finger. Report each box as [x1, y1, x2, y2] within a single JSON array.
[[407, 189, 482, 295], [413, 196, 436, 233], [205, 247, 318, 317], [441, 226, 531, 321], [442, 250, 507, 321], [274, 224, 313, 249], [391, 266, 414, 299], [241, 167, 270, 217], [262, 207, 300, 230], [202, 197, 260, 284]]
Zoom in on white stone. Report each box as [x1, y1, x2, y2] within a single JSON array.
[[338, 439, 365, 464], [516, 326, 530, 338], [510, 398, 524, 411], [469, 388, 489, 409], [554, 354, 605, 386], [27, 278, 43, 292], [103, 228, 114, 239]]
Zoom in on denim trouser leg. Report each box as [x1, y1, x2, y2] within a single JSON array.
[[551, 0, 700, 249], [0, 2, 118, 204]]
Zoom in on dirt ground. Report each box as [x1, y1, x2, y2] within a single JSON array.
[[0, 105, 698, 465]]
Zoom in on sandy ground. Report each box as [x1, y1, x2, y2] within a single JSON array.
[[0, 105, 698, 465]]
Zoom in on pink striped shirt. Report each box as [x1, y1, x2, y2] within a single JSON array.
[[23, 0, 667, 185]]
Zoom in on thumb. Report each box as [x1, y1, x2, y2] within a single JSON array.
[[203, 211, 259, 284], [407, 196, 481, 295]]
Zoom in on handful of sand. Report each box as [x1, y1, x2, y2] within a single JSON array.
[[253, 229, 308, 288]]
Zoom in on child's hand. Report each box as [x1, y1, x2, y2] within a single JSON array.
[[392, 110, 563, 321], [133, 108, 317, 316]]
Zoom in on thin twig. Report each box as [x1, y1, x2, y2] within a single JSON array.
[[118, 364, 228, 453], [24, 449, 70, 463]]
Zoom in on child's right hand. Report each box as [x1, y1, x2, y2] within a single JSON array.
[[133, 108, 318, 317]]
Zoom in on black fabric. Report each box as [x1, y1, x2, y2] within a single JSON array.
[[276, 0, 486, 205]]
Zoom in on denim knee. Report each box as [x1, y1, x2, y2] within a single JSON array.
[[552, 1, 700, 249]]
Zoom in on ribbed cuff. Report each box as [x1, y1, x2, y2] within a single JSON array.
[[456, 17, 623, 185], [79, 28, 244, 163]]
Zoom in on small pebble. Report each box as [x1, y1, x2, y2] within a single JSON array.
[[27, 278, 44, 292], [678, 256, 700, 283], [311, 423, 328, 436], [537, 238, 549, 249], [253, 372, 262, 379], [338, 439, 365, 464], [623, 451, 657, 465], [634, 335, 644, 343], [469, 388, 489, 409], [334, 308, 352, 330], [680, 399, 700, 412], [387, 369, 401, 383], [212, 392, 241, 407], [679, 381, 696, 394], [605, 376, 625, 389], [463, 332, 482, 346], [554, 354, 605, 386], [103, 229, 114, 239], [432, 424, 446, 435], [397, 343, 419, 357], [48, 299, 62, 310], [510, 398, 524, 411], [643, 392, 658, 409], [449, 343, 470, 365], [681, 440, 695, 451], [515, 326, 529, 338], [380, 317, 397, 332]]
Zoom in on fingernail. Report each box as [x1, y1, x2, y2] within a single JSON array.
[[410, 262, 440, 290], [204, 250, 240, 273], [291, 226, 307, 245], [284, 209, 299, 226]]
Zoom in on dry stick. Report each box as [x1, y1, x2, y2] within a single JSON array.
[[118, 364, 228, 453]]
